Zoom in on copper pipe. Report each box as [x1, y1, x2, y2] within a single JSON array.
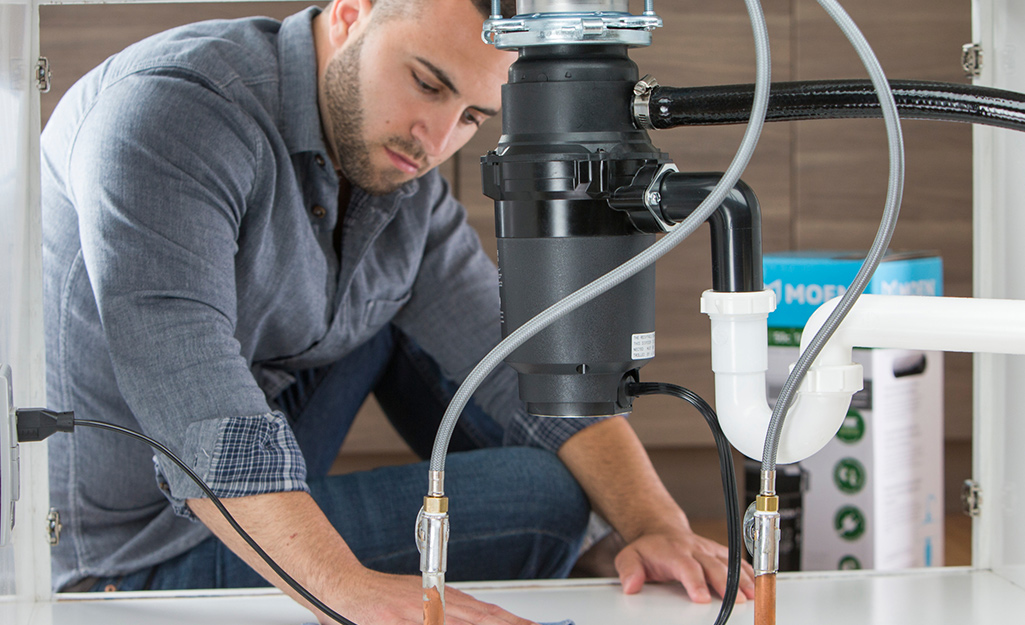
[[754, 573, 776, 625], [423, 586, 445, 625]]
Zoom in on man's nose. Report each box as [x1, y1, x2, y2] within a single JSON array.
[[412, 108, 463, 158]]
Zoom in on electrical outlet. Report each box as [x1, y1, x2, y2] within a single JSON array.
[[1, 363, 19, 547]]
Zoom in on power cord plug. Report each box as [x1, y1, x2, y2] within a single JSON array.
[[15, 408, 75, 442], [2, 391, 357, 623], [1, 365, 75, 547]]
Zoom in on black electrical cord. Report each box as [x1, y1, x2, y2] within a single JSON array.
[[647, 79, 1025, 132], [626, 382, 741, 625], [15, 409, 357, 625], [78, 419, 360, 624], [20, 394, 741, 625]]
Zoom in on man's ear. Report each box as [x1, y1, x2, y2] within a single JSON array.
[[326, 0, 374, 47]]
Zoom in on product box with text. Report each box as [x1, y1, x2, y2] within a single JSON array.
[[764, 251, 944, 571]]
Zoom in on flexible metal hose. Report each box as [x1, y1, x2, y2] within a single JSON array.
[[647, 79, 1025, 132], [761, 0, 904, 474], [753, 4, 905, 625], [429, 0, 772, 475]]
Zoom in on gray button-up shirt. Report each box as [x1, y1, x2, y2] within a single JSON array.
[[41, 7, 598, 590]]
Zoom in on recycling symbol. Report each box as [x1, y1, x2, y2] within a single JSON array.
[[833, 457, 867, 494], [834, 506, 867, 541]]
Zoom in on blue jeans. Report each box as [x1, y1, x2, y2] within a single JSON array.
[[88, 326, 590, 591]]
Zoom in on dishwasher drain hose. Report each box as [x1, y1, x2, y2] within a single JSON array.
[[644, 79, 1025, 132]]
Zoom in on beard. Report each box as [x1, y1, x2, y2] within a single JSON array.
[[322, 34, 427, 196]]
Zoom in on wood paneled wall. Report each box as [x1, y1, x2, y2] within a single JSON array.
[[39, 0, 973, 513]]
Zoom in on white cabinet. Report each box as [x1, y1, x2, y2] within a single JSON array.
[[1, 1, 1024, 623], [0, 0, 48, 613], [972, 0, 1025, 588]]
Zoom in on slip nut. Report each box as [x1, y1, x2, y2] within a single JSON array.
[[756, 495, 779, 513], [423, 496, 449, 514]]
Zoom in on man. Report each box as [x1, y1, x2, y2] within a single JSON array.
[[41, 0, 755, 623]]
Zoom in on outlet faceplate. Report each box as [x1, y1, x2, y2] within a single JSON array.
[[1, 364, 19, 547]]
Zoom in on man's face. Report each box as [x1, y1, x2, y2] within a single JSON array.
[[321, 0, 514, 195]]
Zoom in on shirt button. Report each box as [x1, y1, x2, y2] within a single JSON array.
[[314, 154, 326, 167], [312, 205, 327, 218]]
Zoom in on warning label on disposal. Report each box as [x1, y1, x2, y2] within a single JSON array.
[[632, 332, 656, 360]]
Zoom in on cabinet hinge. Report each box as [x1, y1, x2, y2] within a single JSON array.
[[961, 479, 982, 517], [46, 508, 62, 546], [962, 43, 983, 79], [36, 57, 51, 93]]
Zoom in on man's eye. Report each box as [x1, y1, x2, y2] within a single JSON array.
[[462, 111, 483, 128], [413, 72, 440, 94]]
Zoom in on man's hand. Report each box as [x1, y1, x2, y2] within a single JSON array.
[[189, 492, 539, 625], [557, 416, 755, 604], [328, 568, 539, 625], [614, 526, 754, 603]]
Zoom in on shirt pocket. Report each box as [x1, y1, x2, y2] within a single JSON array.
[[362, 291, 413, 331]]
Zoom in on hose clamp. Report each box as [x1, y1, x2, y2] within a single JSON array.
[[483, 11, 662, 49], [633, 74, 658, 130]]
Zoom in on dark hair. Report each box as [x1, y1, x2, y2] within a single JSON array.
[[370, 0, 517, 23]]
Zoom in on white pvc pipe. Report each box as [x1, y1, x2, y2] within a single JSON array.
[[806, 294, 1025, 356], [702, 291, 1025, 464]]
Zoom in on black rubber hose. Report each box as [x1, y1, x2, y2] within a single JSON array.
[[647, 79, 1025, 132]]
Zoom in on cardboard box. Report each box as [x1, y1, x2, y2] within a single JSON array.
[[763, 251, 944, 571]]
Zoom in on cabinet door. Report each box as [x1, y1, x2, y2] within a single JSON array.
[[973, 0, 1025, 587], [0, 0, 46, 609]]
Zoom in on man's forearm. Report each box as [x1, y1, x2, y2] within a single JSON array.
[[188, 491, 361, 619], [188, 490, 544, 625], [556, 416, 690, 542]]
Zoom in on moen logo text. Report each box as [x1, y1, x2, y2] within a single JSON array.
[[766, 279, 846, 306], [767, 277, 938, 305], [877, 279, 937, 296]]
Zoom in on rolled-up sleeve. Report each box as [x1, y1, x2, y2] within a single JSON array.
[[393, 176, 610, 453], [155, 413, 308, 518], [66, 72, 308, 515]]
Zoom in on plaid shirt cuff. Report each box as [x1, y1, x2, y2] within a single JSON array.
[[154, 412, 309, 519]]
